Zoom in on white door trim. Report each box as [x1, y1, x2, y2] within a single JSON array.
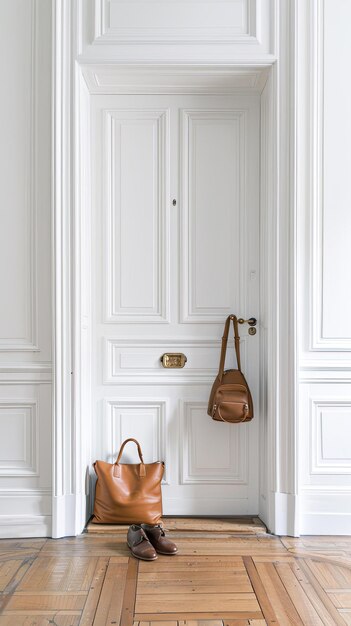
[[52, 0, 299, 537]]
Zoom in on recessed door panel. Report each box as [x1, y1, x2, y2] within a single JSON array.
[[104, 109, 169, 322], [181, 109, 245, 322]]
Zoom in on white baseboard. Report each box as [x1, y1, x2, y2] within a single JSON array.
[[52, 493, 89, 538], [0, 492, 89, 538], [5, 490, 349, 537], [259, 493, 268, 528], [267, 491, 299, 536], [0, 489, 52, 538], [300, 490, 351, 535], [0, 515, 52, 538], [300, 512, 351, 534]]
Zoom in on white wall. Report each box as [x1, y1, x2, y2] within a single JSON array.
[[4, 0, 348, 537], [297, 0, 351, 534], [0, 0, 52, 537]]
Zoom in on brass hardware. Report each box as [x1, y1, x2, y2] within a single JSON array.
[[160, 353, 187, 368], [248, 327, 257, 336], [238, 317, 257, 326]]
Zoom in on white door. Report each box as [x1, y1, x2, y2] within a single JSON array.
[[91, 93, 260, 515]]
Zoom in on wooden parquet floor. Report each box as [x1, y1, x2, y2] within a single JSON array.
[[1, 528, 351, 625]]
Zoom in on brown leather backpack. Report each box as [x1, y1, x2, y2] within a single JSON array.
[[208, 315, 253, 423]]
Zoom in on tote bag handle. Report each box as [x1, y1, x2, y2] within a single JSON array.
[[113, 438, 146, 478]]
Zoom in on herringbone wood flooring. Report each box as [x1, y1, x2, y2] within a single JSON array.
[[1, 524, 351, 625]]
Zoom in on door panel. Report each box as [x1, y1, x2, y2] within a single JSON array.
[[181, 109, 243, 322], [91, 94, 260, 514], [181, 402, 247, 484], [104, 109, 169, 322]]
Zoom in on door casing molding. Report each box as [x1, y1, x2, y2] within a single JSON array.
[[52, 0, 299, 537]]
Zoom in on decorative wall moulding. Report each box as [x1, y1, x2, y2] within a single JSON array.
[[300, 374, 351, 385], [0, 363, 52, 385], [0, 373, 52, 385], [92, 0, 259, 45], [81, 65, 271, 95], [77, 0, 275, 61], [0, 401, 38, 477], [310, 399, 351, 476], [0, 489, 51, 498], [0, 0, 39, 353], [299, 360, 351, 382], [309, 0, 351, 352]]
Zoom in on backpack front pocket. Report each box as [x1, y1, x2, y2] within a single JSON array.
[[212, 400, 249, 422], [212, 384, 250, 422]]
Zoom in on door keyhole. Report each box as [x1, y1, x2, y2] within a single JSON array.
[[172, 199, 177, 206]]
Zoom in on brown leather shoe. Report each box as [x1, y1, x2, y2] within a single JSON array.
[[127, 524, 157, 561], [141, 524, 178, 555]]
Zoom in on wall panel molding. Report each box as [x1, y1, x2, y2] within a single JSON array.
[[299, 382, 351, 499], [0, 364, 52, 385], [297, 0, 351, 535], [0, 400, 38, 476], [0, 0, 52, 539], [82, 65, 269, 95], [0, 0, 39, 351], [310, 399, 351, 476], [310, 0, 351, 351], [93, 0, 259, 46], [300, 362, 351, 384], [78, 0, 275, 61]]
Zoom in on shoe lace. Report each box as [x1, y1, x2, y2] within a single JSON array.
[[136, 528, 149, 545]]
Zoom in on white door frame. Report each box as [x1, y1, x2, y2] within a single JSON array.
[[52, 1, 299, 537]]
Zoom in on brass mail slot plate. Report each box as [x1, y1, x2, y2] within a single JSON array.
[[160, 353, 187, 368]]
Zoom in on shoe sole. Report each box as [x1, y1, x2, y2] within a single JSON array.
[[155, 549, 178, 555], [127, 543, 158, 561]]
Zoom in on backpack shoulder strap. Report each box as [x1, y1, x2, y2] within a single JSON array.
[[218, 315, 242, 380], [233, 315, 242, 372]]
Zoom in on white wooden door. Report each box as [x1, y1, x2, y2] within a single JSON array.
[[91, 93, 260, 514]]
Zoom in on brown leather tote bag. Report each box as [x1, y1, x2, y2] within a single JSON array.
[[92, 438, 164, 525], [208, 315, 254, 423]]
